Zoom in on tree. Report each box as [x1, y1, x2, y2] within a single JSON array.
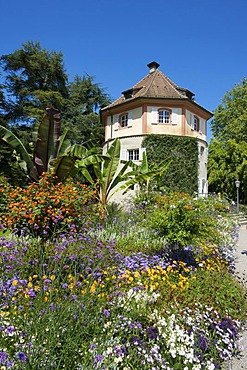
[[211, 78, 247, 142], [0, 41, 68, 125], [0, 42, 112, 182], [208, 139, 247, 203], [62, 74, 111, 145], [208, 79, 247, 202]]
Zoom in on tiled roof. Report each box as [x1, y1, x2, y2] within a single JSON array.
[[102, 63, 195, 110]]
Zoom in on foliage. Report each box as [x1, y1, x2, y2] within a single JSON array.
[[142, 135, 198, 194], [0, 172, 97, 239], [0, 108, 104, 183], [77, 138, 132, 206], [79, 138, 170, 207], [62, 74, 111, 145], [209, 79, 247, 201], [0, 41, 112, 181], [211, 78, 247, 142], [0, 41, 68, 125], [126, 151, 171, 192], [0, 143, 29, 186], [145, 192, 231, 249], [208, 138, 247, 203], [0, 108, 72, 181]]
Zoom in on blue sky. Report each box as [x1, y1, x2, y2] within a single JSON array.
[[1, 0, 247, 140]]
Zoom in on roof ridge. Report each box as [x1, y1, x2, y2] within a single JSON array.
[[158, 70, 185, 98], [138, 69, 158, 96]]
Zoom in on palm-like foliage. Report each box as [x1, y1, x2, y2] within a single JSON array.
[[0, 108, 92, 181], [77, 138, 170, 206]]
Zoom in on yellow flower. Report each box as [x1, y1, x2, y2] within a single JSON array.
[[90, 281, 97, 294], [12, 280, 18, 286], [134, 271, 140, 278]]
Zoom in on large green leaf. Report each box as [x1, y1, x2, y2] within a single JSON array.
[[0, 125, 38, 180], [101, 138, 121, 191], [52, 156, 77, 180], [57, 131, 71, 157], [34, 108, 61, 176]]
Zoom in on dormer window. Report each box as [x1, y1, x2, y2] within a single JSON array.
[[158, 109, 171, 124]]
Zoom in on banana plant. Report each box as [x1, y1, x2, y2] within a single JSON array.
[[0, 108, 95, 181], [76, 138, 170, 206], [123, 151, 171, 192]]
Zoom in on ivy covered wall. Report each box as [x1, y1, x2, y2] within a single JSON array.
[[142, 135, 199, 194]]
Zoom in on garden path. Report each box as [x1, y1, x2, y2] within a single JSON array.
[[223, 225, 247, 370]]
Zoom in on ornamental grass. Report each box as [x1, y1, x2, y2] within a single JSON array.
[[0, 185, 246, 369]]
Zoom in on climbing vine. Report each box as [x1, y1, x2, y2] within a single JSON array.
[[142, 135, 199, 194]]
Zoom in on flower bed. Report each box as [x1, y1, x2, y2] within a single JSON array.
[[0, 188, 246, 369]]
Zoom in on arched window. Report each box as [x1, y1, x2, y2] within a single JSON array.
[[158, 109, 171, 124]]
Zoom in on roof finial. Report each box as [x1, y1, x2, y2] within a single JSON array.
[[147, 61, 160, 73]]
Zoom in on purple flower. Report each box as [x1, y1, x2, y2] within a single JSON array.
[[146, 326, 158, 340], [0, 351, 7, 364], [94, 354, 104, 365], [7, 360, 14, 368], [196, 334, 209, 352], [6, 325, 15, 335], [17, 351, 27, 363], [103, 309, 110, 317], [130, 336, 142, 346]]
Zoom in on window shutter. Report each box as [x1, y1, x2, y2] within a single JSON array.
[[199, 119, 204, 133], [128, 112, 133, 127], [172, 108, 178, 125], [190, 113, 194, 129], [151, 107, 158, 124], [123, 149, 127, 160], [113, 115, 119, 130]]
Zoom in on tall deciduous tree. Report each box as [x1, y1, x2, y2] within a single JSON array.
[[211, 78, 247, 142], [208, 139, 247, 202], [208, 79, 247, 202]]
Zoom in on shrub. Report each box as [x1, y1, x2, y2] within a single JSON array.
[[0, 172, 98, 239], [146, 192, 229, 249]]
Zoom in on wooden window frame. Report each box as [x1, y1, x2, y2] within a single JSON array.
[[158, 108, 172, 124], [120, 113, 128, 128], [193, 116, 199, 131], [128, 149, 139, 161]]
